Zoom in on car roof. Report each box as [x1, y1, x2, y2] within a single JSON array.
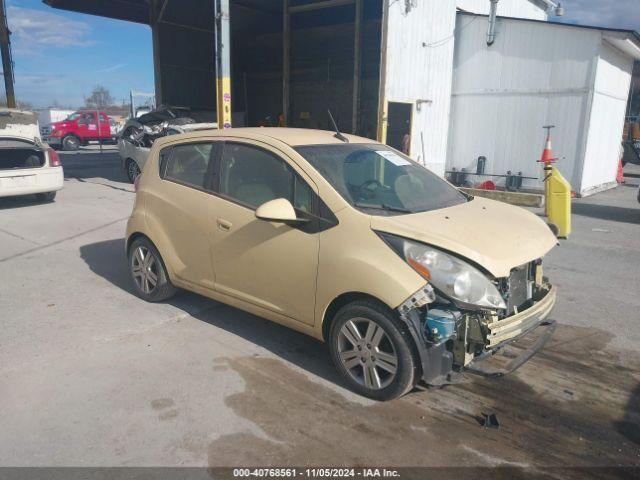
[[158, 127, 379, 147]]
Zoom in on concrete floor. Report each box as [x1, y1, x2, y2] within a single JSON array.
[[0, 148, 639, 469]]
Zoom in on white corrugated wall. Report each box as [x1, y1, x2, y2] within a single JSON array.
[[384, 0, 457, 176], [580, 42, 633, 194], [447, 15, 627, 194], [383, 0, 549, 176]]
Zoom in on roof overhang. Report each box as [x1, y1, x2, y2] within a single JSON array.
[[603, 31, 640, 60], [42, 0, 150, 24], [530, 0, 557, 9]]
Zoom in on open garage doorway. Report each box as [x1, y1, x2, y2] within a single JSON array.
[[44, 0, 385, 139], [386, 102, 413, 155], [230, 0, 383, 138]]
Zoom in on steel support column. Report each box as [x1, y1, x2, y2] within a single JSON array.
[[149, 0, 163, 106], [215, 0, 232, 128], [352, 0, 362, 134], [376, 0, 389, 143], [282, 0, 290, 126]]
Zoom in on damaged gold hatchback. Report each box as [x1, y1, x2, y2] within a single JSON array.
[[125, 128, 558, 401]]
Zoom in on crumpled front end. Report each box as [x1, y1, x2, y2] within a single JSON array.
[[397, 260, 556, 385]]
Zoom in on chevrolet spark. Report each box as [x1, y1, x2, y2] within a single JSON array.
[[126, 128, 557, 400]]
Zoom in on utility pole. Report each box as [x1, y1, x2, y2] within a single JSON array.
[[0, 0, 15, 108]]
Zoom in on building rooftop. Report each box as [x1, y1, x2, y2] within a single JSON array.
[[458, 11, 640, 60]]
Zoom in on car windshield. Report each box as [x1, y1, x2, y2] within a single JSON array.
[[295, 144, 468, 215], [66, 112, 81, 121]]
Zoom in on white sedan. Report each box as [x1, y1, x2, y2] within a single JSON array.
[[0, 109, 63, 202]]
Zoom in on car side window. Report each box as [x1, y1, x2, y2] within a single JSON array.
[[219, 143, 313, 212], [163, 143, 214, 190]]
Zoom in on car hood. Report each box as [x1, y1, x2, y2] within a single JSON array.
[[370, 197, 557, 278]]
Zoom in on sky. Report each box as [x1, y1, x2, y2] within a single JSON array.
[[7, 0, 154, 108], [557, 0, 640, 31], [5, 0, 640, 109]]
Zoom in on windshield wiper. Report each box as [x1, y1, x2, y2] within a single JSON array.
[[354, 202, 412, 213]]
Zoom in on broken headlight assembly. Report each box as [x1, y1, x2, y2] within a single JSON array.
[[379, 233, 506, 311]]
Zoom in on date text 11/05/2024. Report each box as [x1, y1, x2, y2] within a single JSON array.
[[232, 468, 401, 478]]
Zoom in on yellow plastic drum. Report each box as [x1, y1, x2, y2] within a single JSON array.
[[545, 166, 572, 238]]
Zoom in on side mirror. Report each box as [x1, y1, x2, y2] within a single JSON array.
[[255, 198, 299, 223]]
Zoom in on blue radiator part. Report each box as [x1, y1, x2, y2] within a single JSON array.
[[425, 309, 460, 344]]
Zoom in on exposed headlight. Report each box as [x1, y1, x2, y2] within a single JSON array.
[[379, 233, 506, 310]]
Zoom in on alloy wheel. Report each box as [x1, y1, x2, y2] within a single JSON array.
[[131, 246, 159, 294], [127, 160, 140, 183], [337, 318, 398, 390]]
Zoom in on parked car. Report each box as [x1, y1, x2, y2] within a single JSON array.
[[47, 110, 115, 151], [126, 128, 558, 400], [0, 109, 63, 202], [118, 106, 217, 183]]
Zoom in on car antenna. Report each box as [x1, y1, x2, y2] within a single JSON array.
[[328, 110, 349, 143]]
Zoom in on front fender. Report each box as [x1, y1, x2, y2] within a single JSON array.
[[314, 211, 425, 338]]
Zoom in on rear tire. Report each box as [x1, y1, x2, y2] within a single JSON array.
[[62, 135, 80, 151], [125, 159, 141, 184], [128, 237, 177, 302], [328, 300, 419, 401], [36, 191, 56, 203]]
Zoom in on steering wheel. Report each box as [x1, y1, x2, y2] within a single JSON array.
[[358, 179, 383, 200]]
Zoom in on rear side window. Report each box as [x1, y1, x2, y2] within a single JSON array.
[[162, 143, 214, 190], [219, 142, 313, 212]]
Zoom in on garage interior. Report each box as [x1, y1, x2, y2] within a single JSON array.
[[44, 0, 384, 139]]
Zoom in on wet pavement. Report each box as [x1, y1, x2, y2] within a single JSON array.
[[0, 149, 638, 475]]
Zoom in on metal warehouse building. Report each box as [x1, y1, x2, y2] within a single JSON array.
[[43, 0, 639, 195]]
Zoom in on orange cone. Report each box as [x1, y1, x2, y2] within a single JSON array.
[[538, 127, 558, 164]]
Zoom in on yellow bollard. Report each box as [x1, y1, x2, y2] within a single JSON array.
[[544, 165, 571, 238]]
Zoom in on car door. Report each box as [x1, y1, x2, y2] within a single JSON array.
[[99, 113, 111, 140], [145, 141, 220, 290], [210, 140, 320, 326], [84, 112, 99, 139], [75, 113, 91, 139]]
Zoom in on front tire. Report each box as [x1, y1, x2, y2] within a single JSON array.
[[329, 300, 419, 401], [62, 135, 80, 151], [128, 237, 177, 302]]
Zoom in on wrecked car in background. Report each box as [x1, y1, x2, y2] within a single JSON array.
[[0, 109, 63, 202], [118, 106, 217, 182]]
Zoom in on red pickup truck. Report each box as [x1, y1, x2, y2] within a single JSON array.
[[46, 110, 115, 151]]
